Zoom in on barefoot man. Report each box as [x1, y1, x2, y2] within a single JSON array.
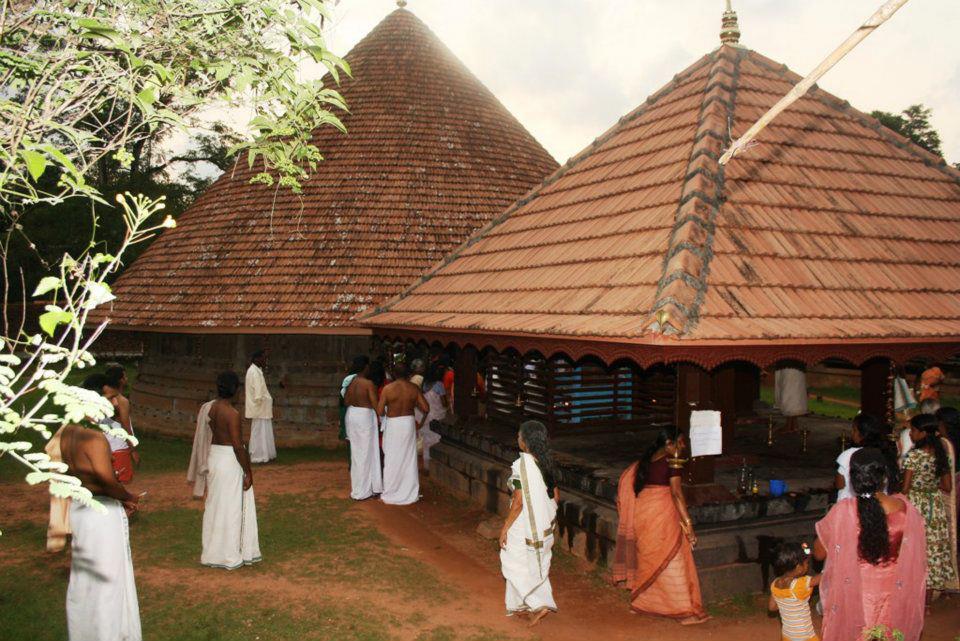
[[245, 349, 277, 463], [344, 356, 383, 500], [377, 362, 428, 505], [60, 421, 142, 640], [202, 371, 262, 569]]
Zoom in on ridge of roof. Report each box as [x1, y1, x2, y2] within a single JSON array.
[[364, 51, 717, 320], [644, 46, 742, 336]]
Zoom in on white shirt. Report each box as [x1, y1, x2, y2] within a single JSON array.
[[898, 428, 914, 464], [835, 447, 861, 501], [245, 364, 273, 419]]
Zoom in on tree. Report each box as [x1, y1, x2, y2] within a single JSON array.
[[0, 0, 349, 512], [4, 123, 239, 304], [870, 104, 943, 156]]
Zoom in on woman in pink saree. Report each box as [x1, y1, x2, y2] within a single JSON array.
[[612, 427, 708, 625], [814, 448, 927, 641]]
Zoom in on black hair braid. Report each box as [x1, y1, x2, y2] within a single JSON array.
[[633, 426, 680, 496], [853, 414, 901, 493], [850, 448, 891, 566], [910, 413, 950, 477], [519, 420, 558, 494]]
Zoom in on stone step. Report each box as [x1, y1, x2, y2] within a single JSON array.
[[698, 561, 766, 602]]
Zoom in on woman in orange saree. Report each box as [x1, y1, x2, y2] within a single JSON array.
[[612, 427, 709, 625]]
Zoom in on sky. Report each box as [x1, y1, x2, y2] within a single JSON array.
[[307, 0, 960, 165]]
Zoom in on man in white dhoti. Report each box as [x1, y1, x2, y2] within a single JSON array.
[[499, 420, 559, 626], [344, 358, 382, 500], [775, 365, 808, 434], [376, 362, 428, 505], [202, 371, 262, 569], [245, 350, 277, 463], [59, 422, 141, 641]]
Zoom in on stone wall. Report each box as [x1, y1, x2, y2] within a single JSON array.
[[129, 332, 370, 447]]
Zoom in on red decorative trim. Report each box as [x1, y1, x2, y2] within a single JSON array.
[[373, 327, 960, 369]]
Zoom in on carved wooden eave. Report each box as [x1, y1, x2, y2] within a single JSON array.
[[372, 326, 960, 370]]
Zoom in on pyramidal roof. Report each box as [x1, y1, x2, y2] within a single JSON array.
[[104, 8, 557, 331], [366, 41, 960, 344]]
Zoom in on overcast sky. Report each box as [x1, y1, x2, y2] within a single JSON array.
[[315, 0, 960, 165]]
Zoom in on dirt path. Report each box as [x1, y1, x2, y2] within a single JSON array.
[[3, 461, 958, 641]]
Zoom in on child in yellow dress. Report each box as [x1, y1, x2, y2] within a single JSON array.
[[769, 542, 821, 641]]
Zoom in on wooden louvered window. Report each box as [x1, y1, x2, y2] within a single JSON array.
[[486, 353, 676, 431]]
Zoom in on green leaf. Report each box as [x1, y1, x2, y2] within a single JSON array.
[[38, 310, 73, 337], [20, 149, 46, 181], [32, 276, 61, 298], [136, 87, 157, 107]]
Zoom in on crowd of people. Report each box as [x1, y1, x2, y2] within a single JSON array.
[[40, 353, 960, 640]]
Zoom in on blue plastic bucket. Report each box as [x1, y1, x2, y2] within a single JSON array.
[[769, 479, 787, 497]]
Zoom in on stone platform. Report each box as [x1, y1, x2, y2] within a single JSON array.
[[429, 415, 845, 601]]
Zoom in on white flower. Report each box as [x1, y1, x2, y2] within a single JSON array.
[[161, 215, 176, 228]]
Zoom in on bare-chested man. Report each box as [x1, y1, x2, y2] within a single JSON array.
[[201, 371, 262, 569], [344, 356, 383, 500], [60, 420, 142, 640], [104, 362, 139, 482], [377, 362, 429, 505]]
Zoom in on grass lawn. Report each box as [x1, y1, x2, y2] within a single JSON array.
[[759, 386, 860, 421], [0, 435, 517, 641]]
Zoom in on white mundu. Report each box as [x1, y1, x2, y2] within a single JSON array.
[[245, 363, 276, 463], [501, 452, 558, 615], [201, 445, 262, 569], [346, 406, 382, 500], [380, 415, 419, 505], [67, 498, 142, 641]]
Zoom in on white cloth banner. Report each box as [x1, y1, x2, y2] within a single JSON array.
[[67, 497, 142, 641], [346, 406, 382, 500], [689, 410, 723, 457], [381, 415, 419, 505], [201, 445, 262, 569]]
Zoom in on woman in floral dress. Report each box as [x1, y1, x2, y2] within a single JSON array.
[[903, 414, 956, 593]]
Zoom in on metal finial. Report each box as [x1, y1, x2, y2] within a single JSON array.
[[397, 0, 407, 7], [721, 0, 741, 45]]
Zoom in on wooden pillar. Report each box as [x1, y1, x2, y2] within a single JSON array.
[[713, 363, 738, 452], [454, 345, 478, 421], [676, 363, 715, 484], [734, 362, 760, 415], [861, 357, 891, 419]]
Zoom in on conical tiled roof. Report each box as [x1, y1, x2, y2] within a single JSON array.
[[104, 8, 557, 331], [366, 45, 960, 343]]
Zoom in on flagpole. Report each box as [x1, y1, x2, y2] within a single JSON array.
[[719, 0, 911, 165]]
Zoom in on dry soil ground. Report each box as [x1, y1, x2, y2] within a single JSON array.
[[1, 449, 957, 641]]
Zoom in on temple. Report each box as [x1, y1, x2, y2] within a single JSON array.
[[363, 6, 960, 596], [101, 7, 557, 444]]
